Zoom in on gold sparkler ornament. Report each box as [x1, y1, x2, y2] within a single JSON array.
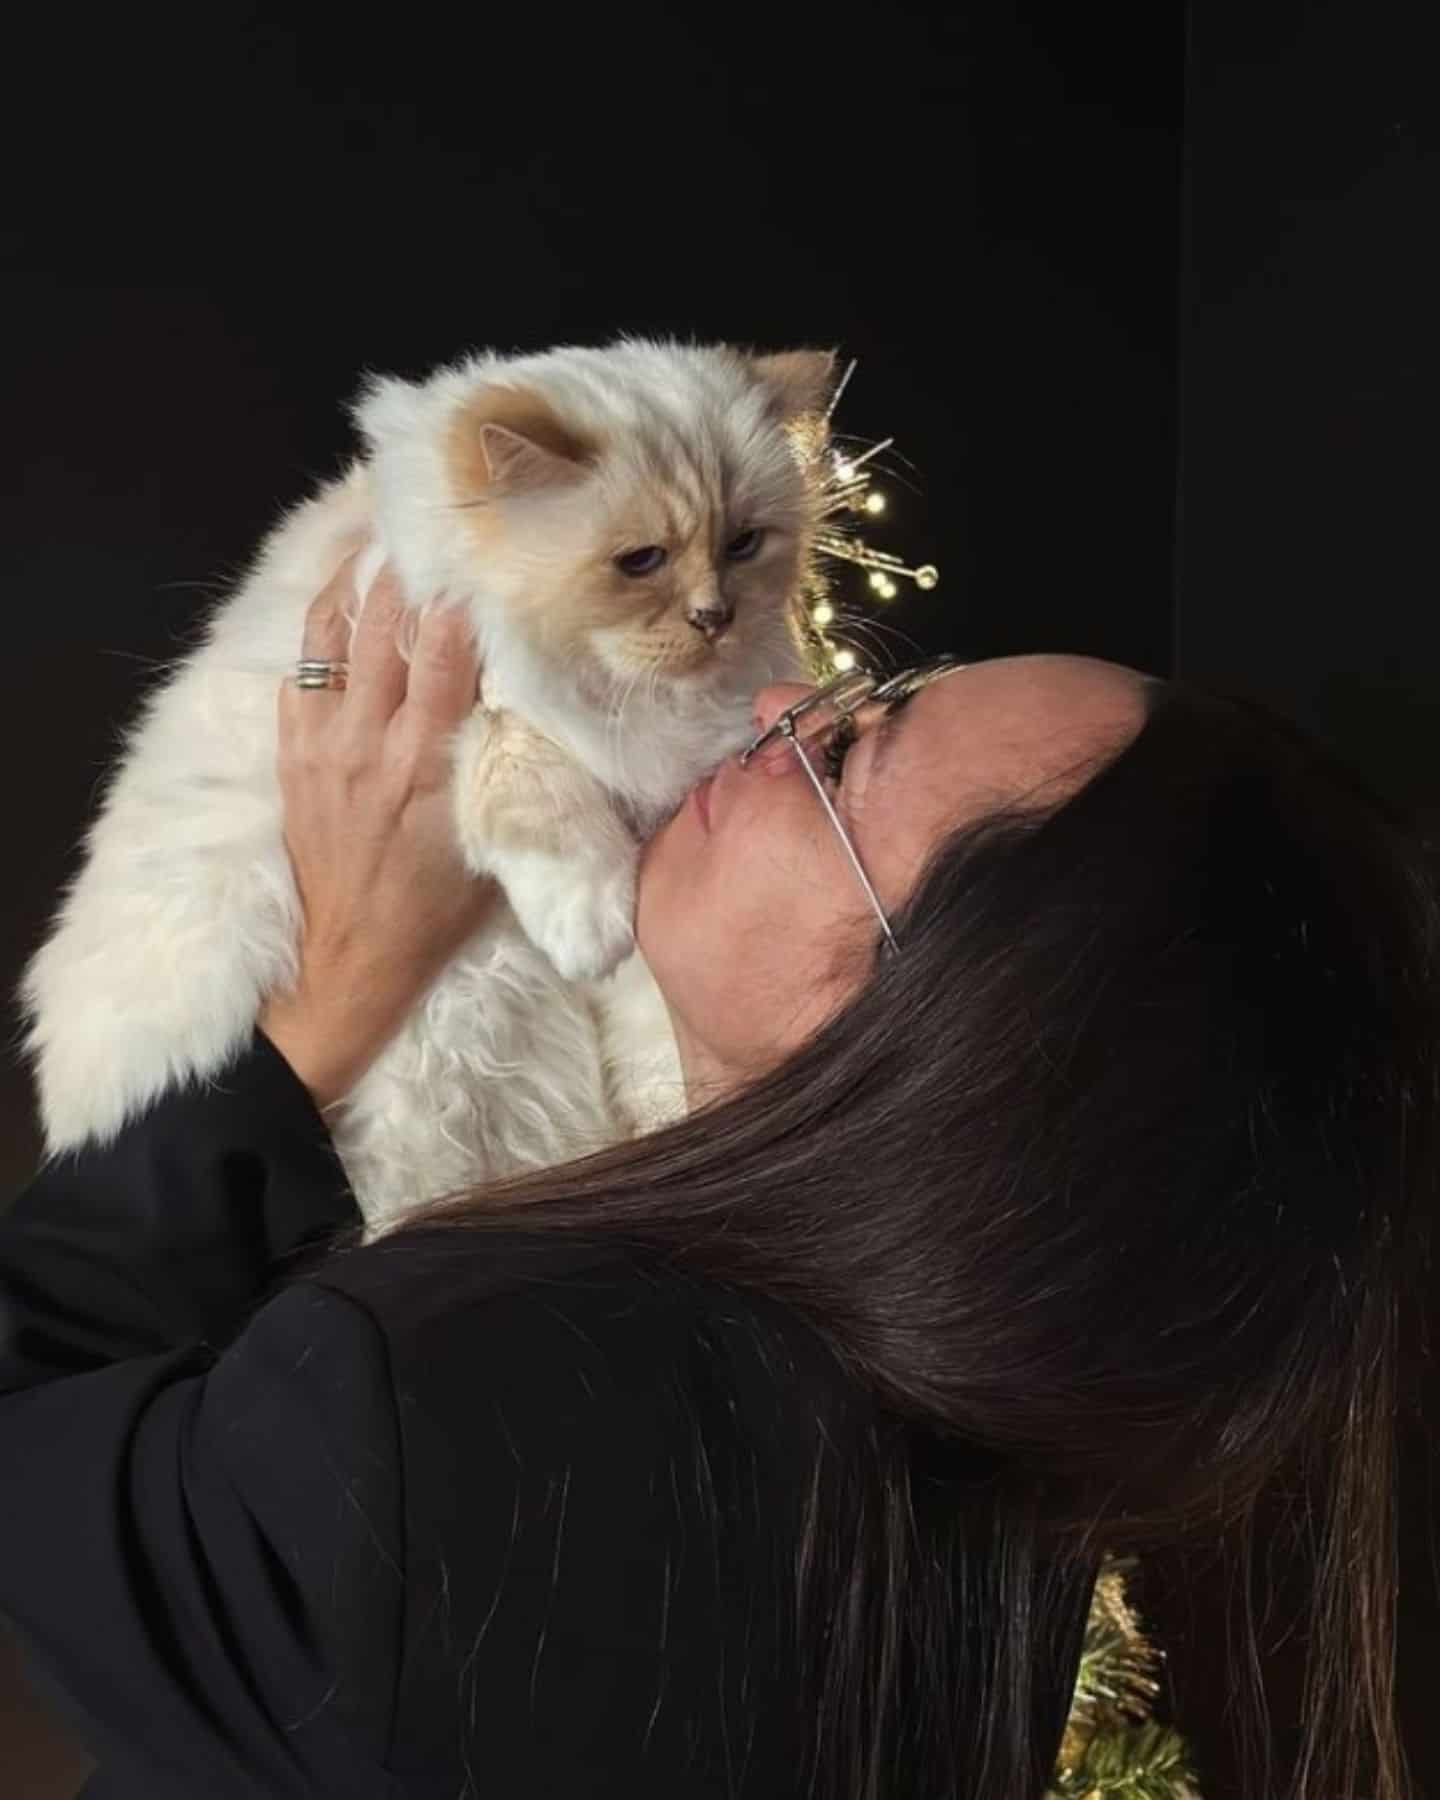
[[795, 357, 942, 677]]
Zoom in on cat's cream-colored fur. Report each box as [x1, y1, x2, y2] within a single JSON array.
[[18, 338, 833, 1234]]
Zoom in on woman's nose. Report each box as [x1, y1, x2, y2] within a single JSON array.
[[749, 684, 816, 742], [741, 680, 820, 774]]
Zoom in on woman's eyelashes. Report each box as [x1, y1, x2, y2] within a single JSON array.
[[821, 714, 859, 785], [820, 687, 915, 789]]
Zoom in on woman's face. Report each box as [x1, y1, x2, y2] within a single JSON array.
[[635, 653, 1152, 1101]]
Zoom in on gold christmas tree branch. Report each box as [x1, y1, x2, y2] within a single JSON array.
[[1048, 1555, 1203, 1800]]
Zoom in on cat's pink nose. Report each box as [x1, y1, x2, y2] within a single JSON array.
[[686, 600, 733, 642]]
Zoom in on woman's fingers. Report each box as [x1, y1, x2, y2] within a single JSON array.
[[344, 562, 411, 731], [279, 552, 359, 759], [294, 550, 359, 694], [262, 548, 497, 1108], [280, 549, 479, 790], [404, 601, 480, 729]]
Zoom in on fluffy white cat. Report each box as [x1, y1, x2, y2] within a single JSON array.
[[18, 338, 836, 1235]]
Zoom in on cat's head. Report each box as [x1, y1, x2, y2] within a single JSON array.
[[353, 339, 836, 690]]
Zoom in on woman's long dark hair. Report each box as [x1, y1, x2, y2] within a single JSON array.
[[316, 678, 1440, 1799]]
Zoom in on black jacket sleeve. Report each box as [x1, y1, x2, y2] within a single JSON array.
[[0, 1030, 406, 1799]]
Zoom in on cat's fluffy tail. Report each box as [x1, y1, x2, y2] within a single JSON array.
[[17, 794, 301, 1159]]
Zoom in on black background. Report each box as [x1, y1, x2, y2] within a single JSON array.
[[2, 3, 1436, 1794]]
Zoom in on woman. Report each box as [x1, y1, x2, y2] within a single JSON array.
[[2, 553, 1434, 1799]]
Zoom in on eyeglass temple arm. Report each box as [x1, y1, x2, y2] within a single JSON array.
[[778, 717, 902, 956]]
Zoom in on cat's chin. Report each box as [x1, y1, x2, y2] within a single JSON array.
[[595, 648, 724, 684], [587, 652, 743, 709]]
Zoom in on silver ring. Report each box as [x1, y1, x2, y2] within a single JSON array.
[[294, 659, 349, 691]]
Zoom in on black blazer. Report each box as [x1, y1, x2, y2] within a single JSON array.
[[1, 1029, 1093, 1797]]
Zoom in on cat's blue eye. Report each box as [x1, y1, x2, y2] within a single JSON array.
[[616, 546, 667, 577], [726, 528, 766, 561]]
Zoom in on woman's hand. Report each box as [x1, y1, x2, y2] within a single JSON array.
[[258, 550, 500, 1111]]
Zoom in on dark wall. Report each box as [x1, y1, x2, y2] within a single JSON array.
[[1174, 2, 1438, 830]]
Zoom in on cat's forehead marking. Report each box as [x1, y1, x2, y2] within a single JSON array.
[[602, 418, 740, 543], [643, 405, 805, 529]]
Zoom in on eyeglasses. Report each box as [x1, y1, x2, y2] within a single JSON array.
[[738, 656, 969, 957]]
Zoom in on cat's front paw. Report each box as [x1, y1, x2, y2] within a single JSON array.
[[548, 864, 638, 982], [522, 861, 637, 984]]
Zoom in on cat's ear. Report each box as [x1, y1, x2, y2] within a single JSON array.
[[751, 349, 840, 422], [475, 423, 586, 493], [456, 393, 594, 497]]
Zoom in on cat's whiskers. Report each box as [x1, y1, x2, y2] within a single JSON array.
[[603, 662, 649, 795], [830, 611, 923, 664], [642, 659, 667, 794]]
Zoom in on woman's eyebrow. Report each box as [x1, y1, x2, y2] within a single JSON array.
[[858, 664, 969, 796], [864, 693, 916, 789], [845, 692, 915, 816]]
